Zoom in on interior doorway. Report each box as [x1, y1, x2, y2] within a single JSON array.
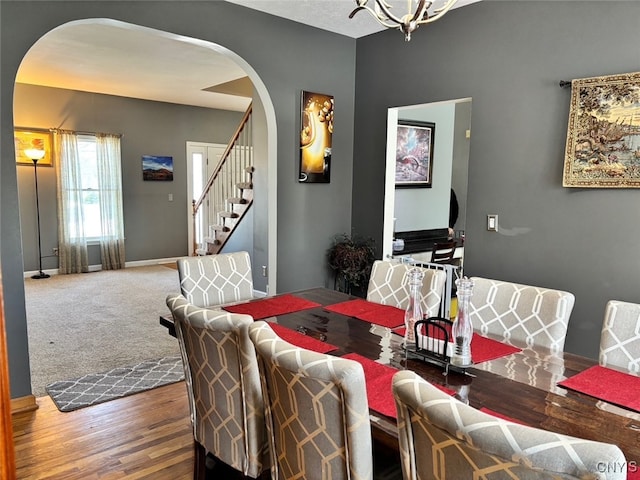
[[186, 142, 227, 255]]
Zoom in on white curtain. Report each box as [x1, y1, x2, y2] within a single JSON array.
[[55, 131, 89, 274], [96, 134, 125, 270]]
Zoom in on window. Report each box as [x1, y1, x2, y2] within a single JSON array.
[[75, 135, 102, 240], [56, 130, 125, 273]]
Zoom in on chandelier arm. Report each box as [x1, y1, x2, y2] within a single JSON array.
[[372, 0, 406, 25], [411, 0, 429, 22], [417, 0, 457, 24], [350, 4, 403, 28]]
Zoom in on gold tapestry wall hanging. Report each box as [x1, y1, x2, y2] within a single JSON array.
[[563, 71, 640, 188]]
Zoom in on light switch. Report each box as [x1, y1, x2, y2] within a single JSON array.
[[168, 193, 173, 202], [487, 214, 498, 232]]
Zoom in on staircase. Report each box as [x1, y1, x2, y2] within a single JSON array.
[[193, 103, 254, 256]]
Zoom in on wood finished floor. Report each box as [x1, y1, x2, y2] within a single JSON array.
[[13, 381, 197, 480], [13, 380, 402, 479]]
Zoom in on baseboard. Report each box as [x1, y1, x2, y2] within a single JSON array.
[[11, 395, 38, 415], [23, 257, 187, 278]]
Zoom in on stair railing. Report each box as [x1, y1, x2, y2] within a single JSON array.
[[192, 103, 253, 255]]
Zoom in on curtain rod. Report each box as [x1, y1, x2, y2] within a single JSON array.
[[50, 128, 123, 138]]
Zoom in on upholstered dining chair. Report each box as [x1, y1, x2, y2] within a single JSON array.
[[248, 320, 373, 480], [166, 294, 268, 480], [468, 276, 575, 353], [599, 300, 640, 375], [392, 370, 626, 480], [176, 251, 254, 308], [366, 260, 446, 318]]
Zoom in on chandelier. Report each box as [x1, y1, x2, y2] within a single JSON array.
[[349, 0, 458, 41]]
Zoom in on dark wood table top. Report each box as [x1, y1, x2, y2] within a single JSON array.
[[161, 287, 640, 463]]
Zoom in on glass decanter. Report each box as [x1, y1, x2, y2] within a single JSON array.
[[451, 276, 474, 367], [404, 267, 425, 351]]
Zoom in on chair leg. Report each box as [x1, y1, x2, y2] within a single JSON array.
[[193, 441, 207, 480]]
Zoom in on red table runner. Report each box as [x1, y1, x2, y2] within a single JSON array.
[[324, 299, 405, 328], [267, 322, 338, 354], [392, 326, 521, 364], [223, 294, 321, 320], [558, 365, 640, 413], [341, 353, 400, 419], [341, 353, 455, 419]]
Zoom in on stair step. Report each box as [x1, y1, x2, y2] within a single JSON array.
[[209, 225, 230, 233], [237, 182, 253, 190], [228, 197, 248, 205], [203, 236, 221, 245], [219, 211, 239, 219]]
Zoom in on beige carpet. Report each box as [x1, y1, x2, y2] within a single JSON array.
[[24, 264, 182, 397]]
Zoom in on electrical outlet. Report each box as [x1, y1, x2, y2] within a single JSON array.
[[53, 247, 59, 256], [261, 265, 267, 277]]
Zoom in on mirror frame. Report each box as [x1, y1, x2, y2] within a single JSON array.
[[383, 98, 472, 260]]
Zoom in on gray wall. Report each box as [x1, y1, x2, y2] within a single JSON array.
[[15, 83, 244, 271], [353, 1, 640, 359], [2, 1, 356, 398]]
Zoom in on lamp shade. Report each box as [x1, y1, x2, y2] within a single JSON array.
[[24, 148, 46, 161]]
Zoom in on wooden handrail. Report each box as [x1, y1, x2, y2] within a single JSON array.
[[193, 103, 252, 212]]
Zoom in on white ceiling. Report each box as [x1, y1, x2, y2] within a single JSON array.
[[227, 0, 481, 38], [16, 1, 480, 111]]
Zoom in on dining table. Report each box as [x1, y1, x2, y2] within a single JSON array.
[[161, 287, 640, 471]]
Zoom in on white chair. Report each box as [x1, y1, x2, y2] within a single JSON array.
[[177, 251, 254, 308], [600, 300, 640, 375], [248, 320, 373, 480], [366, 260, 446, 318], [166, 294, 268, 479], [392, 370, 626, 480], [468, 276, 575, 352]]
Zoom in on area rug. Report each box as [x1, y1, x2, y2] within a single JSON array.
[[46, 355, 184, 412]]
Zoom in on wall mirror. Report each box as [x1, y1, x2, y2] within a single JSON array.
[[382, 98, 472, 261]]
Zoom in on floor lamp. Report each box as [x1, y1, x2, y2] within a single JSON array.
[[25, 148, 50, 279]]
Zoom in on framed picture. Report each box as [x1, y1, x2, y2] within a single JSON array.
[[563, 71, 640, 188], [299, 90, 333, 183], [14, 128, 53, 166], [395, 120, 435, 188], [142, 155, 173, 181]]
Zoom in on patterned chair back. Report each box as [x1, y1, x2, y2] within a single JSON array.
[[166, 294, 268, 478], [366, 260, 446, 318], [600, 300, 640, 375], [392, 370, 626, 480], [177, 251, 254, 308], [468, 277, 575, 352], [248, 321, 373, 480]]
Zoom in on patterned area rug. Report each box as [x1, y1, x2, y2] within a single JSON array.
[[46, 355, 184, 412]]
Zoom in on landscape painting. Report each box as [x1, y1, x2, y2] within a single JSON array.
[[563, 71, 640, 187], [142, 155, 173, 181]]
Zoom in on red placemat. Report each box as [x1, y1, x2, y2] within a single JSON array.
[[392, 327, 521, 364], [324, 299, 405, 328], [558, 365, 640, 413], [471, 334, 522, 363], [267, 322, 338, 354], [223, 294, 321, 320], [341, 353, 456, 419]]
